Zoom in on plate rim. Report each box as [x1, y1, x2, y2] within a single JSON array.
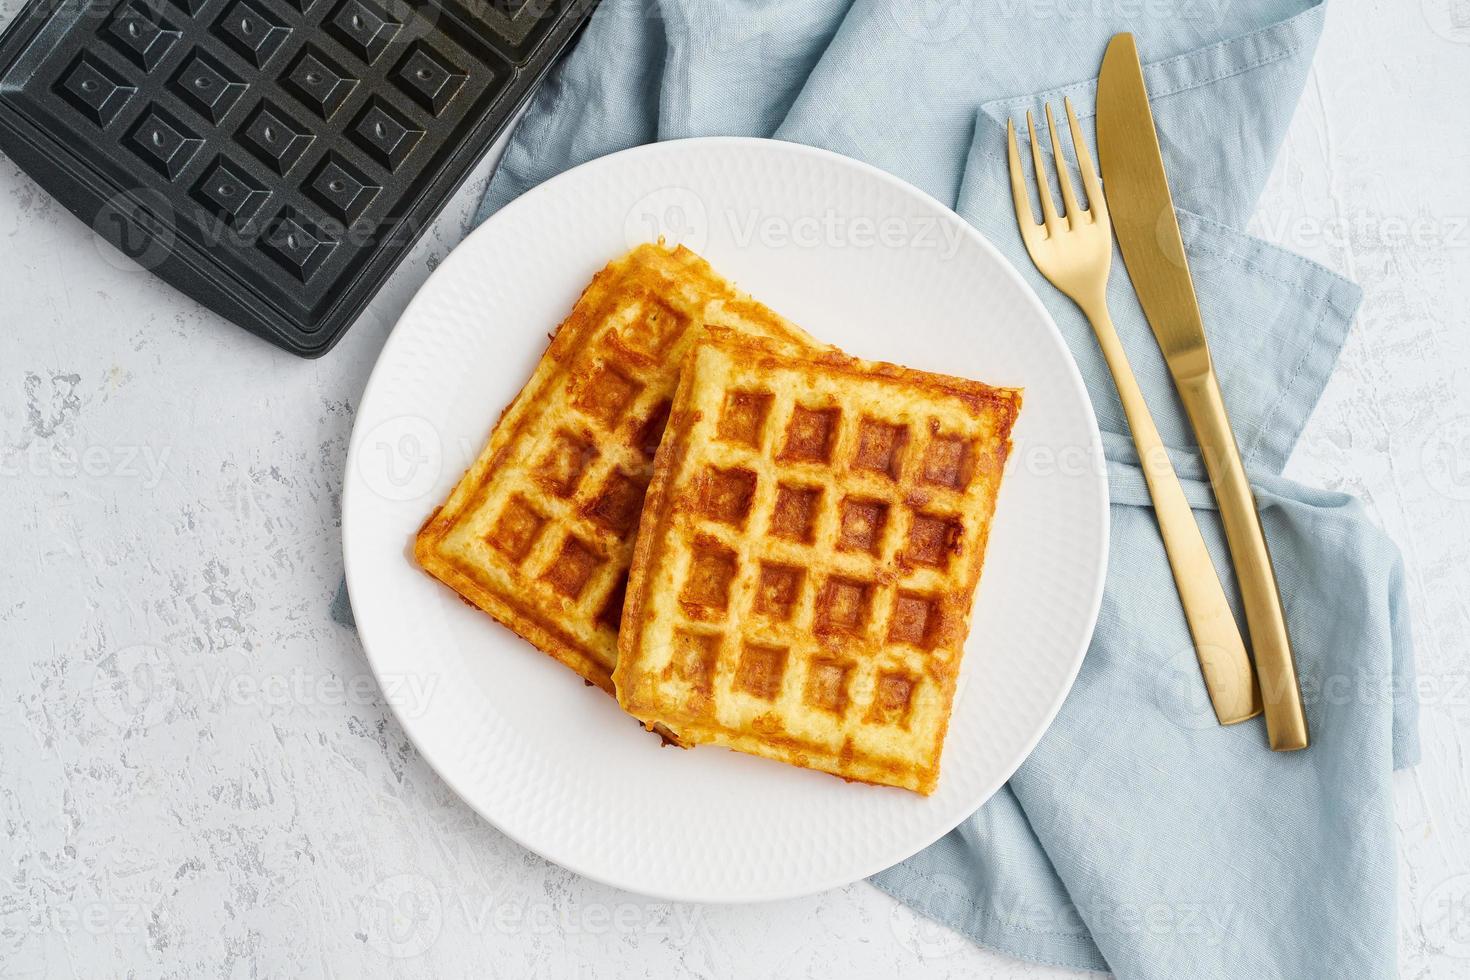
[[343, 135, 1109, 902]]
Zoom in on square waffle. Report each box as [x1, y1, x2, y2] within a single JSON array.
[[414, 243, 818, 691], [613, 330, 1022, 794]]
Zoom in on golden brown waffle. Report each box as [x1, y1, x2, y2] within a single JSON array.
[[414, 244, 818, 692], [614, 330, 1022, 794]]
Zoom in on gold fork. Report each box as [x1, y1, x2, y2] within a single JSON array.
[[1007, 100, 1262, 725]]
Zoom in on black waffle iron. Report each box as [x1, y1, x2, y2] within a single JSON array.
[[0, 0, 594, 355]]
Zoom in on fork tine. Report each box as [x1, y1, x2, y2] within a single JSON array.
[[1025, 110, 1062, 236], [1063, 97, 1106, 222], [1044, 103, 1081, 224], [1005, 118, 1039, 243]]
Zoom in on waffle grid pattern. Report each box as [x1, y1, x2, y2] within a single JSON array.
[[39, 0, 528, 296], [415, 245, 816, 690], [0, 0, 586, 350], [475, 284, 694, 646], [617, 333, 1021, 794]]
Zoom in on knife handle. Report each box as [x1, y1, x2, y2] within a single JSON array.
[[1176, 370, 1309, 751], [1081, 300, 1262, 725]]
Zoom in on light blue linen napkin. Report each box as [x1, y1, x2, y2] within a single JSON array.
[[343, 1, 1420, 975]]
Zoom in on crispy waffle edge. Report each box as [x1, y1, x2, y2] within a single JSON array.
[[412, 252, 629, 692], [413, 244, 819, 695], [613, 328, 1023, 794]]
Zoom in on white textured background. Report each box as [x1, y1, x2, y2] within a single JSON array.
[[3, 2, 1469, 977]]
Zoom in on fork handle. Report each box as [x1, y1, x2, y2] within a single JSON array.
[[1176, 370, 1309, 751], [1081, 298, 1263, 725]]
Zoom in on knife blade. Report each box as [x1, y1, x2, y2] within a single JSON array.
[[1096, 34, 1211, 368], [1096, 32, 1310, 751]]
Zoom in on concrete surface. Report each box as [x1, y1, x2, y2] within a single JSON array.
[[2, 1, 1468, 976]]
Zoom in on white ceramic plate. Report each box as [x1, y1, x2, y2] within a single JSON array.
[[343, 137, 1107, 903]]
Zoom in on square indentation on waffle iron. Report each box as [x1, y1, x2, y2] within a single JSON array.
[[324, 0, 400, 65], [54, 53, 137, 128], [104, 2, 182, 71], [391, 41, 469, 116], [126, 105, 203, 179], [170, 51, 245, 125], [213, 0, 292, 68], [413, 244, 821, 693], [238, 99, 314, 175], [283, 45, 358, 120], [614, 331, 1021, 794]]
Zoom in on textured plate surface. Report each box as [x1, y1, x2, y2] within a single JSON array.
[[342, 137, 1108, 902]]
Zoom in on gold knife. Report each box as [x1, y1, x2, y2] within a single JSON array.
[[1096, 33, 1309, 751]]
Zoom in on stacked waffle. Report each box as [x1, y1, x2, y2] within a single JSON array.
[[415, 243, 1021, 795]]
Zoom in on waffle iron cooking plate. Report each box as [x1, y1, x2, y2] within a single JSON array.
[[0, 0, 593, 355]]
